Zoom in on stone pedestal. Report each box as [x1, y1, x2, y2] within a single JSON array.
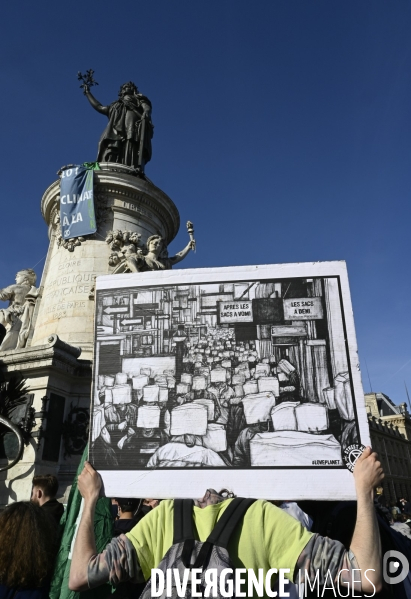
[[0, 335, 91, 504], [31, 164, 180, 360]]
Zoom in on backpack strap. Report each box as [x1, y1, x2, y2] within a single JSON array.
[[193, 497, 256, 569], [173, 499, 195, 543], [174, 499, 196, 569], [206, 497, 256, 548]]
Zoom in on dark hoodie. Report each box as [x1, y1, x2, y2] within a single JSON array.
[[41, 498, 64, 526]]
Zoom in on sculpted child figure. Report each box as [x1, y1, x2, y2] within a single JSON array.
[[123, 232, 145, 272], [0, 269, 38, 351], [108, 231, 145, 272]]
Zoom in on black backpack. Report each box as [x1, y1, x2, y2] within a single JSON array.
[[140, 497, 256, 599]]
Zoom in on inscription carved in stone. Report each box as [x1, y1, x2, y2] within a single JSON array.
[[42, 258, 96, 322]]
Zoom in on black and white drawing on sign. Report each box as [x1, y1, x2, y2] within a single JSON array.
[[90, 275, 360, 471]]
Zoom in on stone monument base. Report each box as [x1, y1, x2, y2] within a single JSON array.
[[0, 336, 90, 505], [0, 163, 184, 505]]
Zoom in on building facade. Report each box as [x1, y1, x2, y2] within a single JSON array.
[[365, 392, 411, 501]]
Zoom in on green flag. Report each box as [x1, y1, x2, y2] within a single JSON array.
[[49, 445, 114, 599], [82, 162, 101, 170]]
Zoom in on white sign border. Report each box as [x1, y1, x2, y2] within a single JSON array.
[[93, 261, 369, 500]]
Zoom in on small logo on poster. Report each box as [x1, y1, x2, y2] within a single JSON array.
[[342, 443, 366, 472]]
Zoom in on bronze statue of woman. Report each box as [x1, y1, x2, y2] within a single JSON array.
[[83, 81, 154, 174]]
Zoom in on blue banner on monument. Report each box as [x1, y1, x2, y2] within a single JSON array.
[[60, 166, 97, 239]]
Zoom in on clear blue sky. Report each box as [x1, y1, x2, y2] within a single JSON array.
[[1, 1, 411, 405]]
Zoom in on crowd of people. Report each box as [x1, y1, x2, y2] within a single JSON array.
[[374, 489, 411, 541], [0, 448, 411, 599], [0, 473, 162, 599], [1, 466, 411, 598]]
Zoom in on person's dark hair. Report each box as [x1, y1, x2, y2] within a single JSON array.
[[0, 502, 56, 588], [115, 498, 140, 513], [32, 474, 59, 498]]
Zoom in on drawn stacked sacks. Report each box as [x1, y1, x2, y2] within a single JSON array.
[[101, 372, 133, 405], [270, 401, 300, 431], [94, 327, 340, 467], [137, 404, 161, 429], [192, 398, 214, 420], [249, 431, 341, 466], [168, 337, 223, 452], [178, 333, 341, 467], [170, 336, 284, 456], [192, 375, 207, 393], [96, 369, 169, 439], [202, 423, 227, 452], [243, 380, 258, 395], [270, 402, 328, 433], [250, 402, 340, 466], [97, 364, 220, 455], [111, 386, 132, 404], [258, 377, 279, 395], [210, 367, 226, 384], [132, 375, 149, 393], [170, 404, 208, 436], [169, 367, 226, 453], [242, 393, 277, 425], [171, 334, 276, 456]]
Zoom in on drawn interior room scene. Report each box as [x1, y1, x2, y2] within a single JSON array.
[[90, 277, 360, 470]]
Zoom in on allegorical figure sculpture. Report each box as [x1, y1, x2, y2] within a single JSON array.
[[142, 235, 195, 271], [82, 79, 153, 174], [0, 269, 38, 351], [106, 223, 196, 273]]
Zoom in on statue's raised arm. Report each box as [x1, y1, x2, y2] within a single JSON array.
[[168, 240, 196, 266], [83, 86, 109, 116], [165, 222, 196, 266]]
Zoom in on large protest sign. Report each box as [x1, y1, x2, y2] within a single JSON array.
[[60, 166, 97, 239], [90, 261, 370, 500]]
